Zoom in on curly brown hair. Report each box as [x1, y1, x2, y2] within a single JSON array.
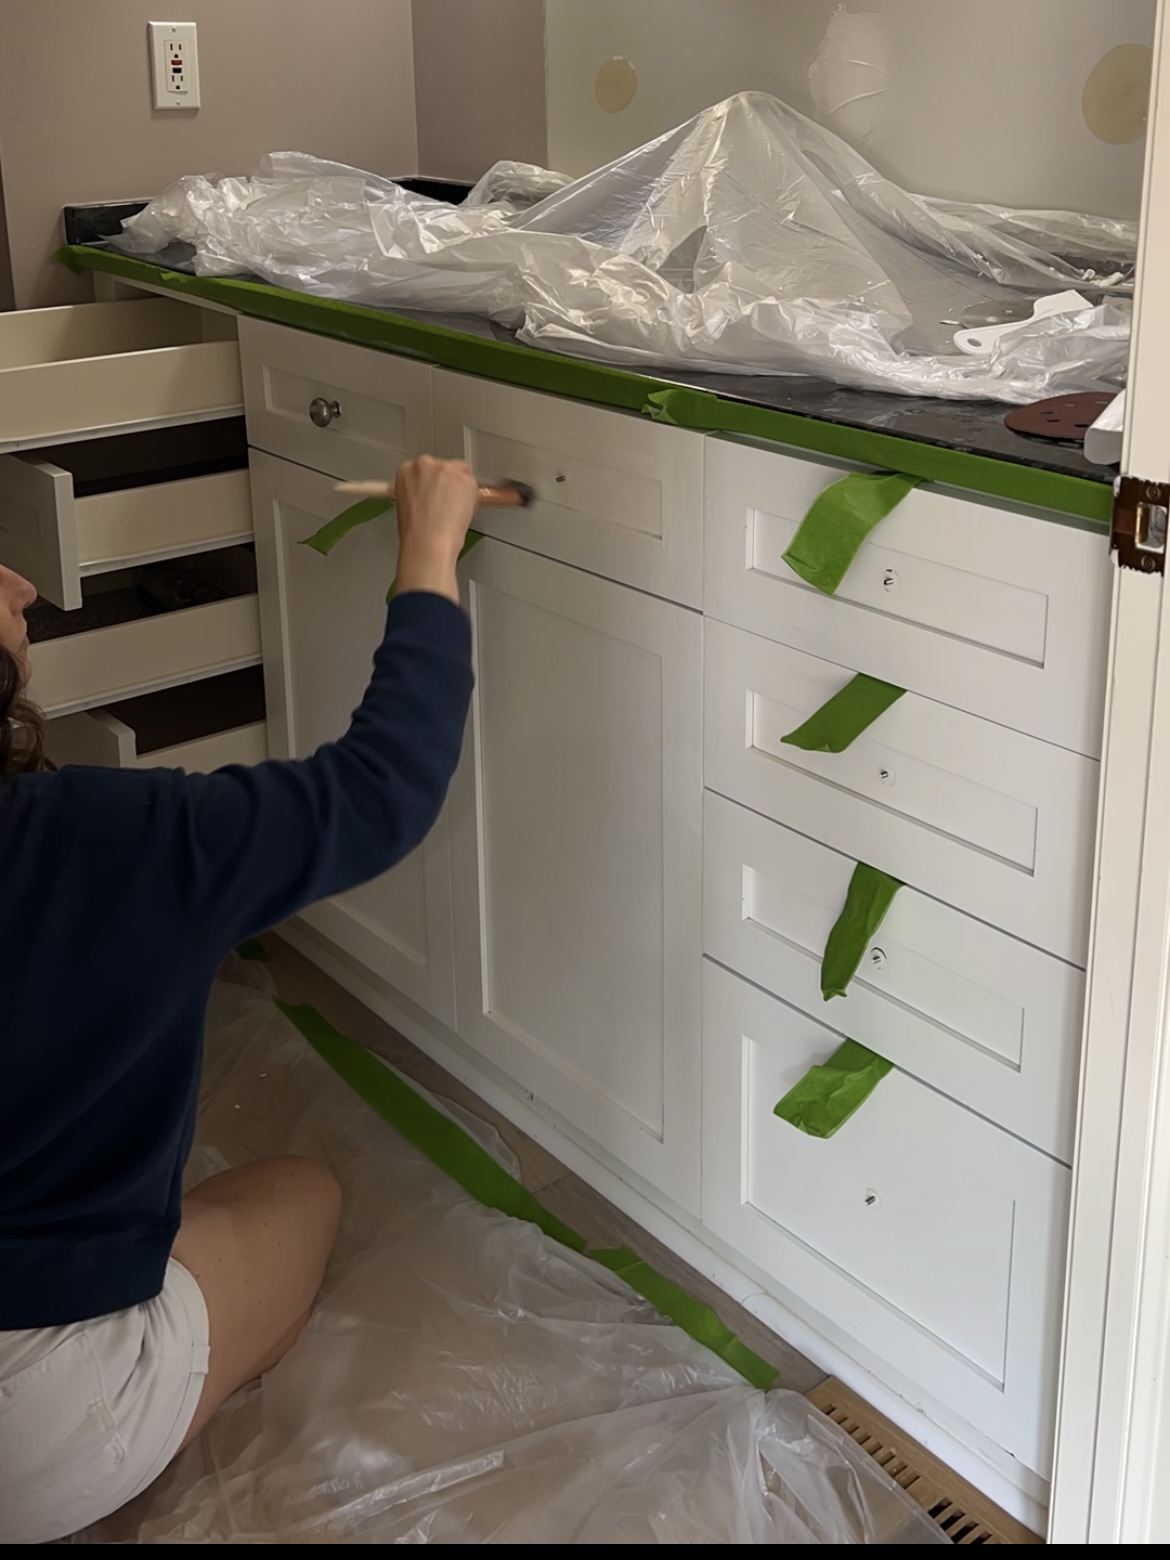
[[0, 643, 52, 778]]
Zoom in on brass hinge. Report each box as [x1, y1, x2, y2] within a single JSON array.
[[1112, 477, 1169, 575]]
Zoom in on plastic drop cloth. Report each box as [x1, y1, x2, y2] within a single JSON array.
[[72, 962, 946, 1545], [116, 91, 1135, 403]]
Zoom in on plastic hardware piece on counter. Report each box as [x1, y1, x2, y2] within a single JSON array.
[[782, 673, 906, 754], [952, 291, 1093, 356], [783, 472, 922, 596], [773, 1039, 893, 1139], [1004, 391, 1118, 447], [822, 863, 903, 1001]]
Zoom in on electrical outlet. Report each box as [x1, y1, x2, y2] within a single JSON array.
[[149, 21, 200, 110]]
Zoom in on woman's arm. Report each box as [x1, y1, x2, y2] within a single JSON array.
[[167, 458, 479, 950]]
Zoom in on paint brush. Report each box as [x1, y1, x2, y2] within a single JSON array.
[[334, 479, 537, 509]]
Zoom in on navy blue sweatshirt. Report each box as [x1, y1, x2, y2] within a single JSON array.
[[0, 593, 473, 1330]]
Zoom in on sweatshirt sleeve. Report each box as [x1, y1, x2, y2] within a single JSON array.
[[168, 591, 474, 952]]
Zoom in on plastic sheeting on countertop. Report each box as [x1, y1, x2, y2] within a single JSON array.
[[115, 92, 1134, 403], [71, 963, 948, 1545]]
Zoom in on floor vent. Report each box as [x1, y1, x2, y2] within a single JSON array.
[[806, 1379, 1043, 1545]]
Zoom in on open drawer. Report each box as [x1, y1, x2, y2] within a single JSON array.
[[46, 667, 268, 774], [0, 298, 242, 453], [0, 420, 251, 610], [702, 959, 1069, 1477], [27, 548, 262, 718]]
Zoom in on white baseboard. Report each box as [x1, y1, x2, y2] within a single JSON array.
[[277, 918, 1051, 1537]]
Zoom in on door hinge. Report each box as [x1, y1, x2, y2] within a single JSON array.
[[1112, 477, 1169, 575]]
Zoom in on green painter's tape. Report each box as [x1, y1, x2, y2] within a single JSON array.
[[235, 938, 272, 963], [302, 498, 392, 556], [773, 1039, 893, 1139], [782, 674, 905, 754], [822, 862, 903, 1001], [783, 472, 921, 595], [61, 249, 1113, 527], [276, 998, 778, 1392]]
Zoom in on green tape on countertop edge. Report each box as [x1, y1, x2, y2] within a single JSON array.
[[782, 673, 905, 754], [822, 863, 903, 1002], [783, 472, 921, 595], [61, 247, 1112, 528], [773, 1039, 893, 1140], [275, 997, 778, 1393]]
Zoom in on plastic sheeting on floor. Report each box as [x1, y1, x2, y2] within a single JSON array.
[[116, 91, 1133, 403], [73, 963, 947, 1545]]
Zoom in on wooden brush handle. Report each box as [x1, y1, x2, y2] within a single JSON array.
[[335, 480, 529, 508]]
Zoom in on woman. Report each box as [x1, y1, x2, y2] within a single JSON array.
[[0, 456, 479, 1544]]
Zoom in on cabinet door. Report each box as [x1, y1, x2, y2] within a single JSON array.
[[451, 541, 703, 1212], [250, 450, 458, 1028]]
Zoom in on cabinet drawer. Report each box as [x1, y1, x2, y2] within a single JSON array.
[[434, 370, 704, 607], [705, 621, 1098, 966], [704, 792, 1084, 1162], [705, 438, 1110, 758], [239, 317, 434, 481], [702, 960, 1069, 1476], [0, 299, 242, 452], [0, 447, 252, 611], [28, 552, 262, 717]]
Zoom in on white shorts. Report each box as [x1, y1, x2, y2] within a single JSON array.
[[0, 1259, 211, 1545]]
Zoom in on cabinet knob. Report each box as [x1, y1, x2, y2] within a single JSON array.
[[309, 397, 342, 428]]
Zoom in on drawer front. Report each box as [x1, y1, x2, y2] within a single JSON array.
[[47, 708, 268, 773], [705, 438, 1111, 758], [29, 595, 262, 718], [704, 792, 1084, 1162], [0, 456, 252, 611], [434, 370, 704, 607], [705, 620, 1098, 966], [1, 300, 242, 452], [702, 960, 1069, 1475], [239, 317, 434, 481]]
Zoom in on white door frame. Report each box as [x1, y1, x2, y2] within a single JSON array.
[[1052, 1, 1170, 1541]]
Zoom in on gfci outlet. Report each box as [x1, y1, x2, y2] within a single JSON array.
[[149, 21, 200, 110]]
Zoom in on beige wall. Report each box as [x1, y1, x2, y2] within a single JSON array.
[[546, 0, 1156, 217], [412, 0, 547, 179], [0, 0, 418, 309]]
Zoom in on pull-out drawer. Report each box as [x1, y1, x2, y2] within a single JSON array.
[[704, 792, 1084, 1162], [702, 960, 1069, 1477], [705, 438, 1110, 758], [0, 420, 252, 610], [705, 620, 1098, 967], [434, 370, 704, 607], [46, 668, 268, 774], [27, 549, 262, 717], [239, 317, 434, 481], [0, 299, 242, 452]]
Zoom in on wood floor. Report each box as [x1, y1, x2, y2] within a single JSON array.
[[260, 934, 828, 1396]]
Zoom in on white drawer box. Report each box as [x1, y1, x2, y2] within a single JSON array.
[[0, 453, 252, 612], [434, 370, 704, 607], [702, 959, 1069, 1476], [705, 620, 1099, 967], [705, 438, 1110, 758], [29, 555, 262, 718], [46, 669, 267, 774], [239, 317, 434, 482], [0, 299, 242, 453], [704, 792, 1084, 1162]]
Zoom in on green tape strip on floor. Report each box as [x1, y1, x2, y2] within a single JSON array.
[[773, 1039, 893, 1139], [273, 996, 778, 1393], [782, 674, 905, 754], [822, 863, 903, 1001], [782, 472, 921, 595], [62, 247, 1113, 527]]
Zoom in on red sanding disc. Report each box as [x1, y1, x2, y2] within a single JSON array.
[[1005, 392, 1117, 445]]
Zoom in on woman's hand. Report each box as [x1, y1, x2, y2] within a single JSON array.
[[393, 457, 479, 605]]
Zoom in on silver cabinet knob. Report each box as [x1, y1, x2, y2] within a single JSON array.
[[309, 397, 342, 428]]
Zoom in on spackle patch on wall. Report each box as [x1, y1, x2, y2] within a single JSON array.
[[595, 56, 638, 115], [1082, 43, 1153, 145]]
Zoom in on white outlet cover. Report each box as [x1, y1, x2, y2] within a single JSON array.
[[149, 21, 201, 111]]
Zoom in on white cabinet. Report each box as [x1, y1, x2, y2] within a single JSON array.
[[451, 540, 704, 1211], [249, 451, 458, 1029]]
